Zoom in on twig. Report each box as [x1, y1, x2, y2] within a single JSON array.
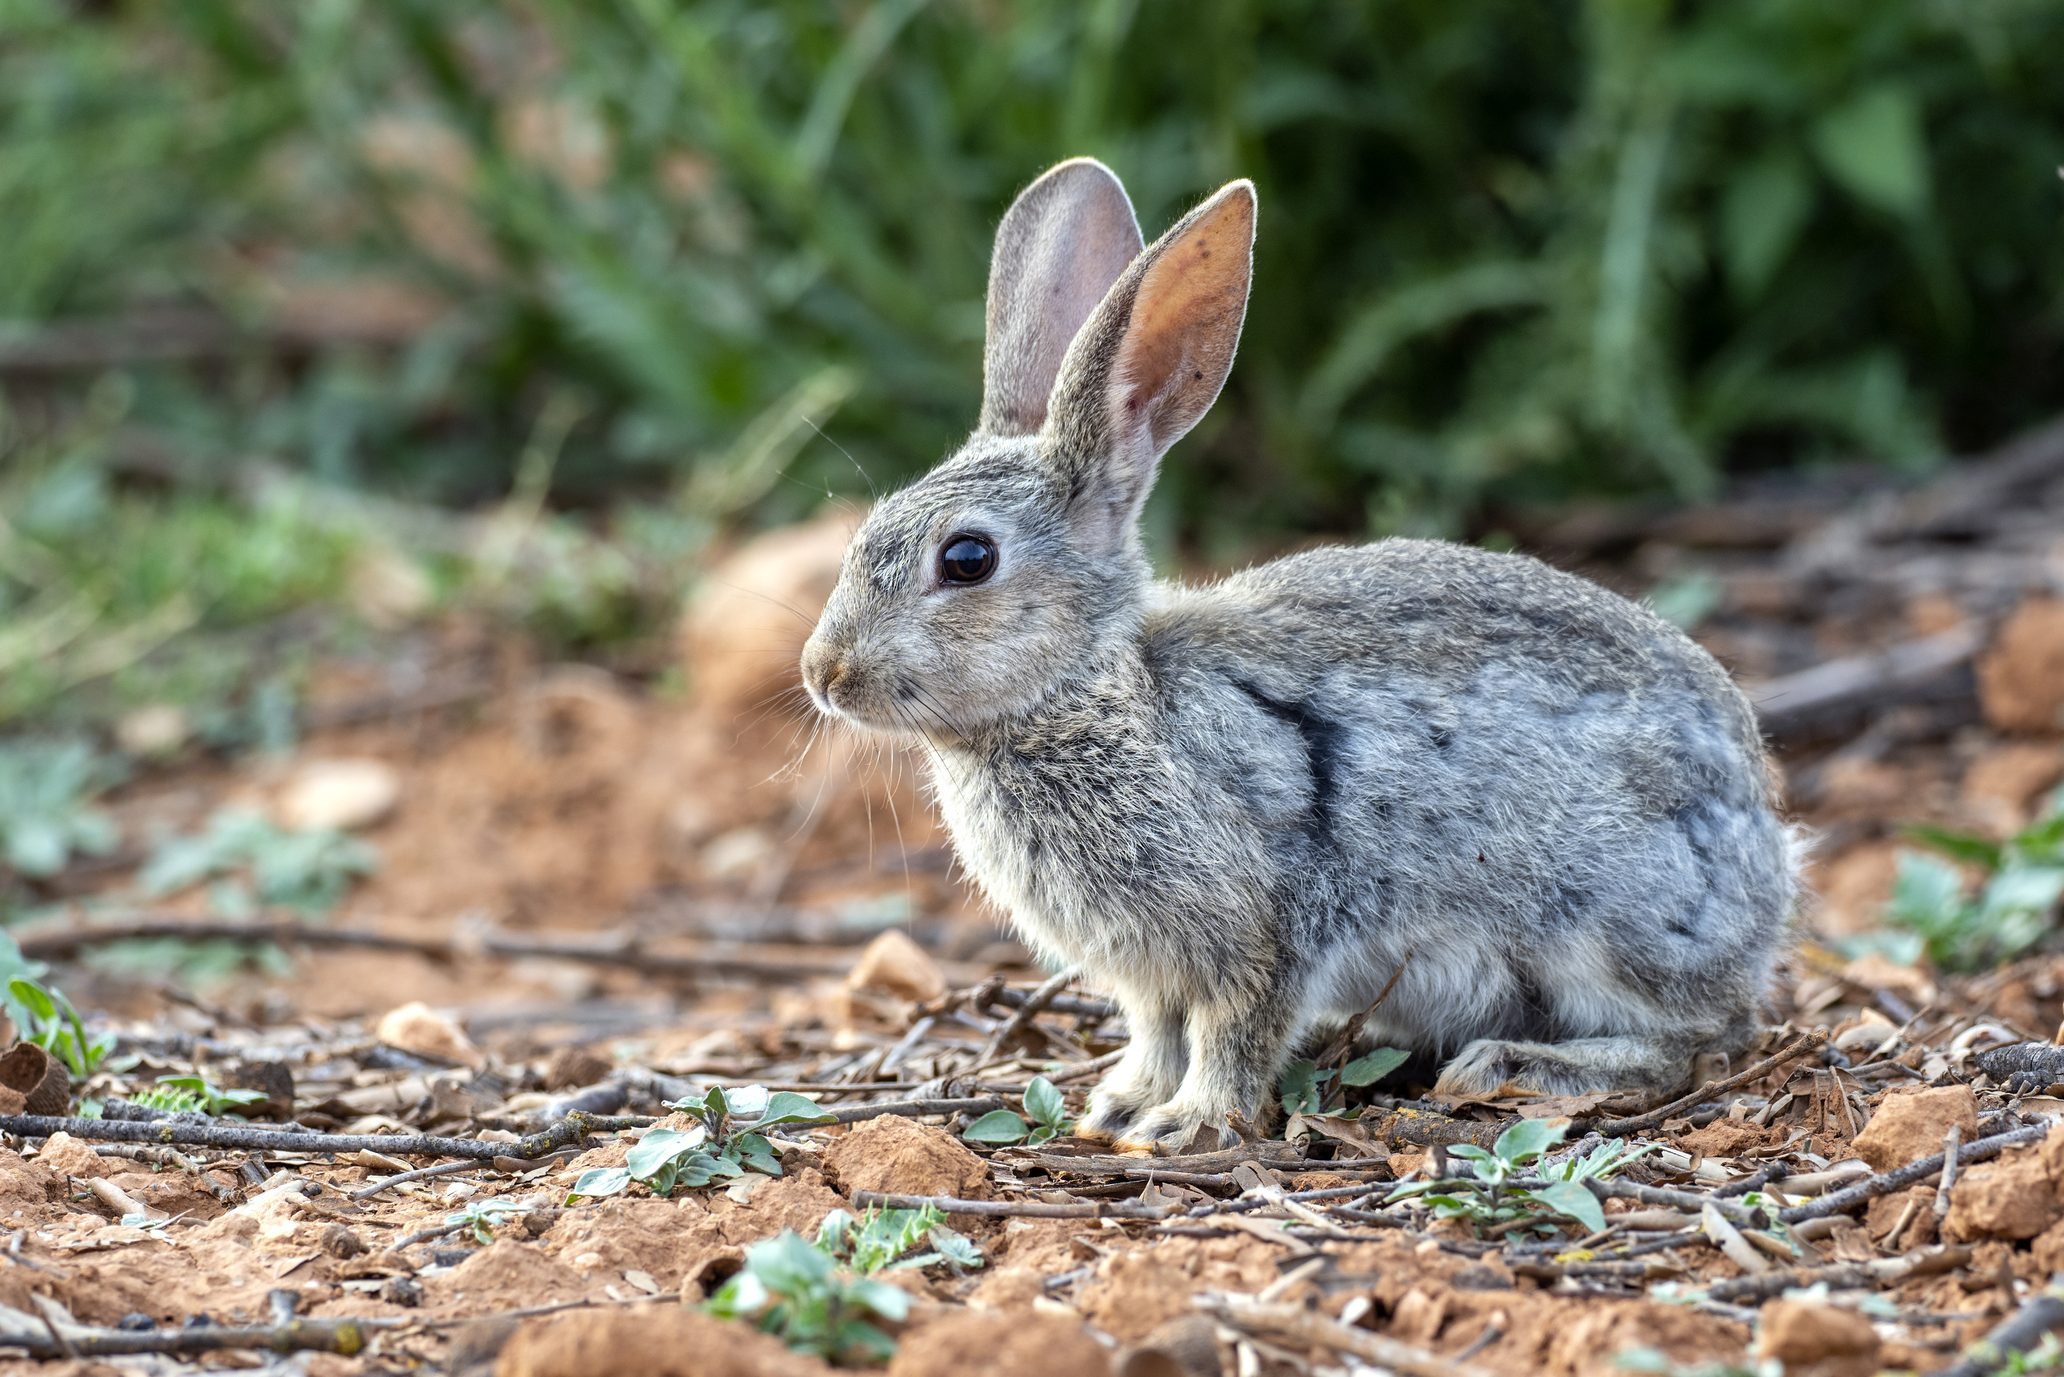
[[850, 1190, 1175, 1220], [13, 914, 998, 986], [1781, 1119, 2052, 1223], [1586, 1032, 1825, 1136], [0, 1111, 648, 1162], [1751, 627, 1981, 741], [0, 1308, 401, 1359], [1940, 1282, 2064, 1377], [1934, 1124, 1962, 1221], [978, 967, 1079, 1063], [1199, 1294, 1498, 1377], [824, 1097, 1002, 1125]]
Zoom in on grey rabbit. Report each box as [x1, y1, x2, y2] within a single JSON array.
[[801, 158, 1798, 1153]]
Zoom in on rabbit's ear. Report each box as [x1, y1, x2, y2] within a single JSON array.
[[979, 159, 1146, 438], [1044, 179, 1255, 546]]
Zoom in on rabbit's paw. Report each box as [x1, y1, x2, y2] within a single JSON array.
[[1112, 1101, 1240, 1156], [1078, 1085, 1153, 1143], [1434, 1036, 1667, 1099]]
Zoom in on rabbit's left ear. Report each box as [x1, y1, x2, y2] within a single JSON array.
[[1043, 179, 1255, 548]]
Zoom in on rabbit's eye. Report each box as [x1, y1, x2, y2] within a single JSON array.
[[938, 534, 997, 586]]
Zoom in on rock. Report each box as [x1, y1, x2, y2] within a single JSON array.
[[1978, 598, 2064, 734], [496, 1307, 831, 1377], [846, 930, 946, 1004], [1964, 743, 2064, 828], [821, 1115, 992, 1202], [375, 1001, 485, 1069], [1852, 1084, 1977, 1171], [36, 1132, 110, 1180], [890, 1309, 1113, 1377], [1945, 1144, 2061, 1242], [541, 1046, 614, 1092], [679, 511, 857, 723], [224, 1060, 295, 1121], [277, 758, 401, 832], [1753, 1300, 1880, 1377], [115, 704, 191, 757]]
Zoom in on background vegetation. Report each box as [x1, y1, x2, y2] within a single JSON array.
[[2, 0, 2062, 727]]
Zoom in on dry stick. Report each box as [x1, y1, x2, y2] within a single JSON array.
[[1201, 1294, 1499, 1377], [1934, 1124, 1963, 1221], [1782, 1120, 2053, 1224], [0, 1312, 402, 1360], [13, 913, 1000, 986], [851, 1190, 1176, 1221], [823, 1096, 1002, 1125], [977, 966, 1080, 1063], [1940, 1283, 2064, 1377], [0, 1110, 648, 1162], [1585, 1032, 1826, 1137]]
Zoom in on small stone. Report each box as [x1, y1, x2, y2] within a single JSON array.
[[375, 1001, 485, 1069], [845, 930, 946, 1003], [1851, 1084, 1977, 1171], [1945, 1144, 2061, 1242], [36, 1132, 109, 1180], [277, 758, 400, 832], [821, 1114, 992, 1202], [1978, 598, 2064, 734], [1753, 1300, 1879, 1377], [115, 704, 191, 757], [320, 1223, 368, 1258]]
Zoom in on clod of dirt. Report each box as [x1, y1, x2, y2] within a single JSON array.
[[1543, 1302, 1747, 1377], [430, 1239, 590, 1314], [1077, 1240, 1279, 1344], [1752, 1300, 1880, 1377], [1978, 597, 2064, 734], [36, 1132, 111, 1181], [375, 1000, 485, 1068], [678, 509, 853, 722], [1944, 1144, 2061, 1242], [277, 757, 402, 831], [822, 1115, 991, 1201], [1963, 742, 2064, 827], [541, 1046, 614, 1092], [496, 1306, 833, 1377], [846, 930, 947, 1003], [1117, 1315, 1224, 1377], [888, 1308, 1113, 1377], [0, 1149, 60, 1217], [1850, 1084, 1977, 1170], [0, 1042, 71, 1116]]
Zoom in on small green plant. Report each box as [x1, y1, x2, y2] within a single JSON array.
[[1278, 1047, 1412, 1115], [962, 1075, 1071, 1146], [1883, 789, 2064, 971], [0, 935, 116, 1084], [144, 1073, 267, 1118], [567, 1085, 830, 1202], [138, 808, 377, 917], [1386, 1119, 1649, 1237], [707, 1230, 911, 1364], [446, 1198, 530, 1246], [0, 738, 120, 879], [816, 1205, 981, 1276]]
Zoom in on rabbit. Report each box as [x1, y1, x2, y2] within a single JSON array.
[[800, 158, 1798, 1154]]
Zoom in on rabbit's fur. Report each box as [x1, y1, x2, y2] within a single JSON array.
[[801, 159, 1795, 1152]]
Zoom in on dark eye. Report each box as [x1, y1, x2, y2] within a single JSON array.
[[938, 534, 997, 586]]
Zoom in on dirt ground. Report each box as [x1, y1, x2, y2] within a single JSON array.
[[5, 453, 2064, 1375]]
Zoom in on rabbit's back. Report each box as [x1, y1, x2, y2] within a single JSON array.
[[1148, 538, 1792, 1053]]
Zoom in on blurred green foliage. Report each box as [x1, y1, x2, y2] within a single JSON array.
[[4, 0, 2063, 547]]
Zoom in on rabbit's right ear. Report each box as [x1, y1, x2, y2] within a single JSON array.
[[979, 159, 1145, 438]]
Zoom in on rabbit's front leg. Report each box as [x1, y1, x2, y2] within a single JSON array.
[[1079, 993, 1187, 1142], [1115, 985, 1304, 1155]]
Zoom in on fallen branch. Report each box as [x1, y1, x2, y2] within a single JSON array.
[[1941, 1282, 2064, 1377], [1750, 625, 1980, 742], [0, 1307, 402, 1360], [851, 1190, 1175, 1220], [0, 1110, 648, 1162], [1200, 1294, 1498, 1377], [13, 913, 999, 986], [824, 1096, 1002, 1124], [978, 966, 1080, 1062], [1586, 1032, 1827, 1136], [1781, 1119, 2052, 1224]]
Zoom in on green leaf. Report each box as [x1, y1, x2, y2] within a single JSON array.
[[927, 1225, 982, 1269], [1446, 1144, 1495, 1164], [1278, 1059, 1328, 1115], [721, 1084, 770, 1120], [625, 1126, 709, 1180], [566, 1167, 632, 1202], [961, 1110, 1030, 1144], [1023, 1076, 1064, 1128], [1529, 1180, 1607, 1235], [844, 1277, 912, 1322], [1491, 1117, 1567, 1165], [754, 1091, 833, 1127], [1888, 852, 1969, 930], [1719, 149, 1813, 299], [1904, 825, 2004, 871], [745, 1230, 836, 1294], [8, 979, 57, 1025], [1811, 84, 1929, 220], [1340, 1047, 1411, 1087]]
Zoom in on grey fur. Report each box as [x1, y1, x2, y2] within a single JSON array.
[[800, 162, 1797, 1152]]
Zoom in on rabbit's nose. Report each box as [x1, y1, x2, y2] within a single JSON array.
[[800, 640, 850, 704]]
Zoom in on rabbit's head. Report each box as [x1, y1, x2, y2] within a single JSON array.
[[802, 158, 1255, 737]]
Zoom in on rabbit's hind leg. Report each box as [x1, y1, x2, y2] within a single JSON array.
[[1079, 996, 1188, 1143], [1432, 1033, 1697, 1100]]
